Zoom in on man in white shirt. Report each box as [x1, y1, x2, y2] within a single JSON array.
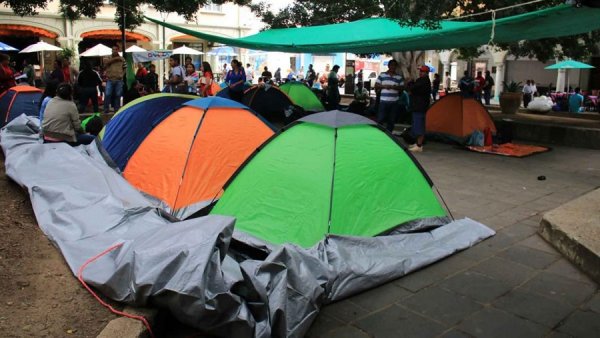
[[375, 59, 405, 131], [522, 80, 534, 108], [245, 63, 254, 83]]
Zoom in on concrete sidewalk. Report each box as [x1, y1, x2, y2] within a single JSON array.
[[307, 142, 600, 337]]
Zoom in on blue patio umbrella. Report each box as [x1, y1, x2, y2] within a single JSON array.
[[0, 42, 19, 52]]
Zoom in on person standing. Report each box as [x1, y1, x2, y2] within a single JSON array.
[[474, 71, 485, 102], [49, 60, 64, 85], [483, 70, 495, 105], [530, 79, 538, 96], [165, 56, 185, 93], [199, 62, 214, 97], [22, 59, 35, 86], [522, 80, 533, 108], [459, 71, 474, 98], [432, 73, 440, 101], [184, 63, 199, 94], [77, 61, 103, 113], [306, 64, 316, 87], [261, 66, 272, 82], [245, 63, 254, 83], [408, 66, 432, 153], [135, 63, 148, 83], [225, 60, 246, 102], [0, 54, 16, 95], [62, 59, 78, 85], [327, 65, 341, 110], [103, 45, 125, 114], [374, 59, 404, 132], [144, 64, 159, 94], [274, 67, 281, 84], [444, 71, 451, 94]]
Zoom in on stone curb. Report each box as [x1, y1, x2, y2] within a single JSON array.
[[538, 188, 600, 284], [96, 307, 158, 338]]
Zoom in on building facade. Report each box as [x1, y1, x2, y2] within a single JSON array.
[[0, 1, 258, 84]]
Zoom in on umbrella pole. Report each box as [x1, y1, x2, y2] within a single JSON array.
[[40, 51, 44, 83]]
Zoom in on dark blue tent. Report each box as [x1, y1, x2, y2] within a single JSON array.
[[0, 86, 42, 127], [100, 93, 197, 170], [216, 83, 252, 99]]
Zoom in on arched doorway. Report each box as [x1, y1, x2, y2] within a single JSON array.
[[78, 30, 151, 68], [0, 24, 59, 76]]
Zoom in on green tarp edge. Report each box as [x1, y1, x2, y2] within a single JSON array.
[[145, 5, 600, 53]]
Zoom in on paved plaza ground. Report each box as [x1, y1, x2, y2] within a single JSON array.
[[307, 141, 600, 338], [2, 133, 600, 337]]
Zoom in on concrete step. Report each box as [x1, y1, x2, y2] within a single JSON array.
[[539, 188, 600, 284], [493, 116, 600, 150]]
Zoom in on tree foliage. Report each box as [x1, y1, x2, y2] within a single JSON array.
[[253, 0, 600, 63], [1, 0, 251, 30]]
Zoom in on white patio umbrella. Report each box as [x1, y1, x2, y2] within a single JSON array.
[[19, 41, 63, 75], [172, 45, 203, 55], [125, 45, 147, 53], [80, 43, 112, 57], [19, 41, 63, 54]]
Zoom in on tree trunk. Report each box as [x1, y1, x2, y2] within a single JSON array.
[[393, 51, 425, 81]]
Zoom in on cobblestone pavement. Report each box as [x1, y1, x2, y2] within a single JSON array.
[[307, 142, 600, 338]]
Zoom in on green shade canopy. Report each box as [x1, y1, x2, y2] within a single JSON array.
[[146, 4, 600, 53], [210, 111, 447, 247], [545, 60, 595, 69], [279, 82, 325, 112]]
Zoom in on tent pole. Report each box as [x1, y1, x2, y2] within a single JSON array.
[[120, 0, 127, 88]]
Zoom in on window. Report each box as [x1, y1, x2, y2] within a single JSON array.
[[203, 3, 223, 12]]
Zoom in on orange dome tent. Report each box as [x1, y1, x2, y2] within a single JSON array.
[[426, 93, 496, 142], [103, 96, 274, 219]]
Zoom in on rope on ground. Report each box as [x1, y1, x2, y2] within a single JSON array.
[[77, 242, 156, 338]]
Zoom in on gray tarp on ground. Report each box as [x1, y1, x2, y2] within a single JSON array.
[[0, 115, 494, 337]]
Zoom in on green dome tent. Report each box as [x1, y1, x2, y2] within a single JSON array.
[[279, 82, 325, 112], [210, 111, 449, 247]]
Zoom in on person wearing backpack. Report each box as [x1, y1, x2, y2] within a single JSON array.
[[459, 70, 475, 98], [483, 70, 495, 105], [165, 56, 186, 93]]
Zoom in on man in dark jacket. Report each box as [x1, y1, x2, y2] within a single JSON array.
[[408, 65, 432, 152]]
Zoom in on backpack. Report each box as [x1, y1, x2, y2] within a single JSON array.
[[467, 130, 484, 147]]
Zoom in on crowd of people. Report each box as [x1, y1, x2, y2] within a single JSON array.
[[5, 45, 592, 152]]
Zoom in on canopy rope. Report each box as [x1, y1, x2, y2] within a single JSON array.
[[487, 10, 497, 48]]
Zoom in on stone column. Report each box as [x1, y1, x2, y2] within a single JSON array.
[[494, 62, 505, 100], [491, 50, 508, 100], [150, 40, 163, 90], [556, 68, 566, 92], [438, 50, 453, 91]]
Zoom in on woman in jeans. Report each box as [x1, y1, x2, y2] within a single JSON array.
[[77, 62, 103, 113]]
